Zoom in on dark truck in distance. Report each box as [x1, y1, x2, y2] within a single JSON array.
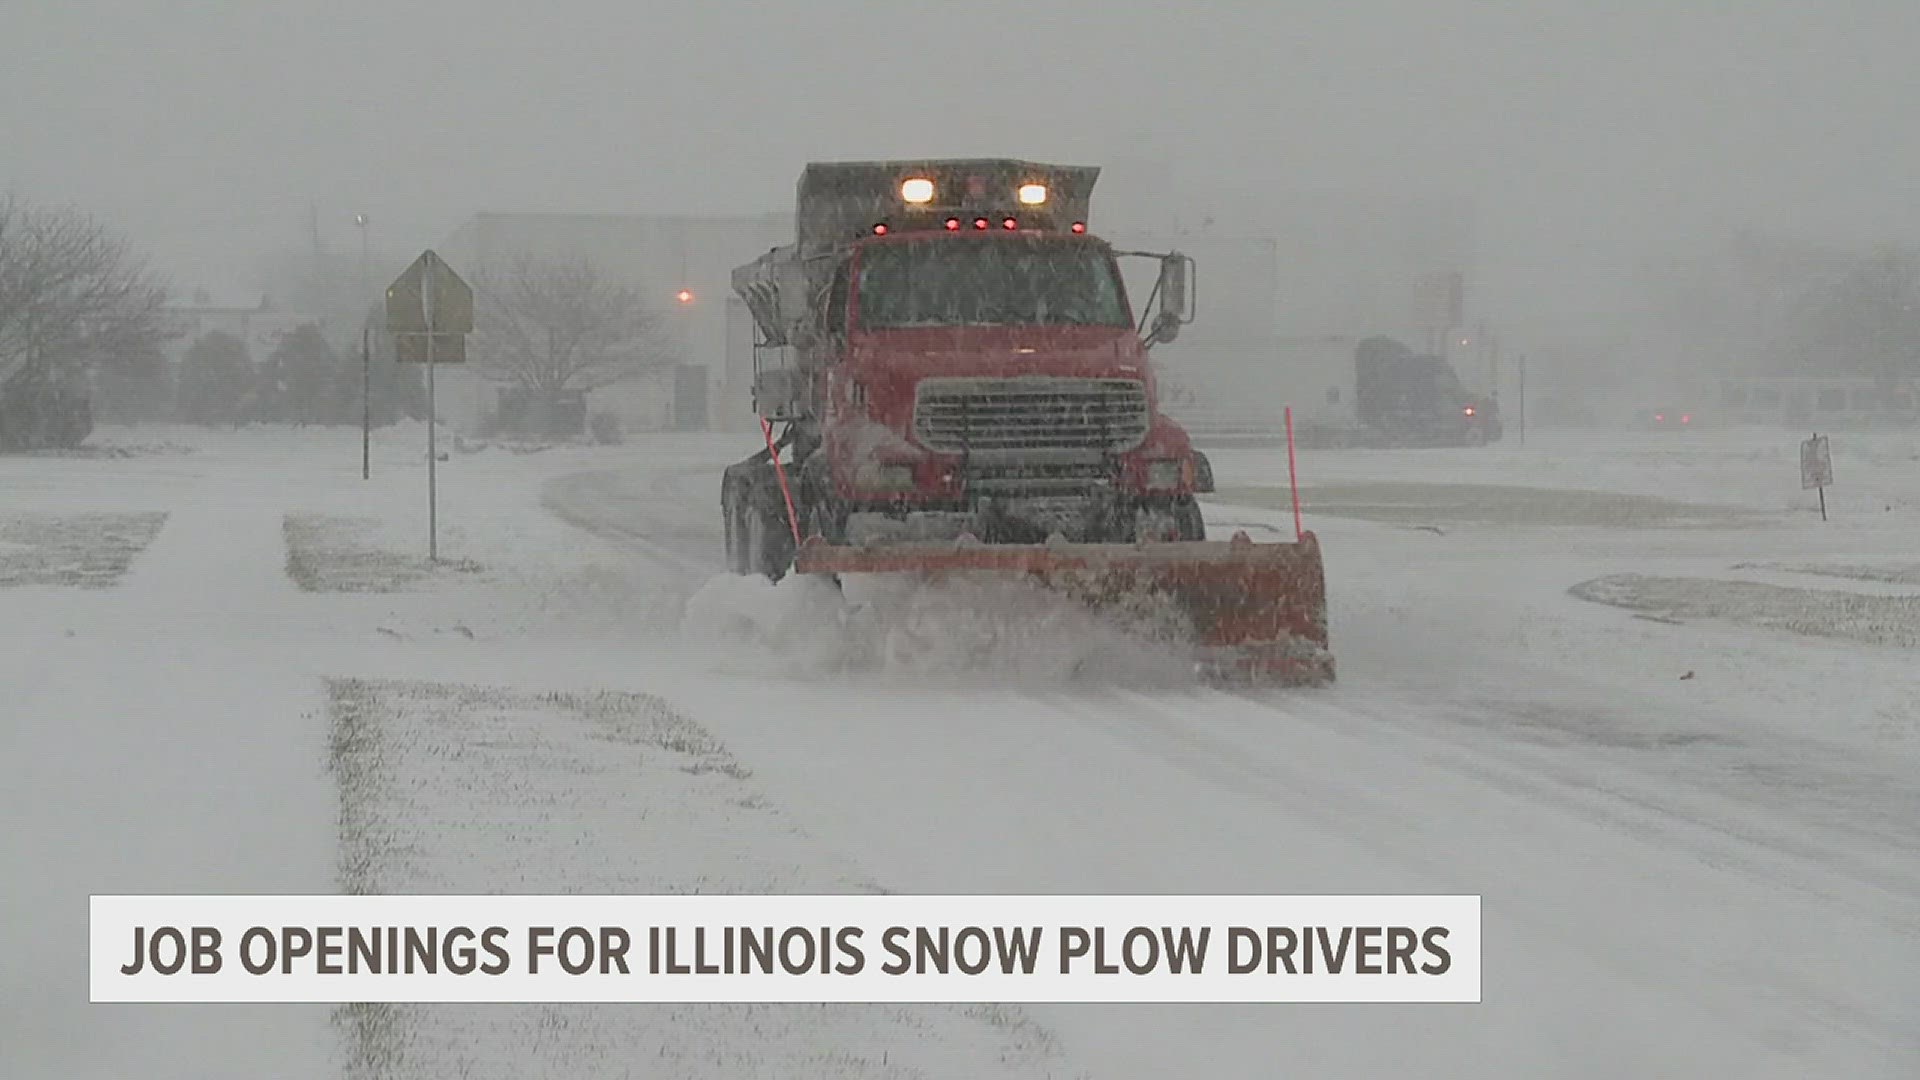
[[1349, 335, 1501, 447]]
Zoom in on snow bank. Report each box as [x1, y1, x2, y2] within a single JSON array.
[[1570, 572, 1920, 649], [325, 677, 1072, 1079], [681, 570, 1202, 687]]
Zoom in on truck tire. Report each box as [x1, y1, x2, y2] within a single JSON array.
[[1190, 450, 1215, 494], [795, 452, 845, 544], [721, 476, 752, 574], [802, 493, 847, 545], [1173, 497, 1206, 541], [746, 472, 795, 582]]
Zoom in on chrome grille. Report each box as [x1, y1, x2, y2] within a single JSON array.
[[912, 377, 1149, 453], [963, 460, 1116, 493]]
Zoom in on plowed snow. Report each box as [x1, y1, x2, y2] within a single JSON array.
[[681, 571, 1202, 687]]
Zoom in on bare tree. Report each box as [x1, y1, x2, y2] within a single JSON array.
[[0, 196, 170, 385], [470, 254, 677, 393], [0, 197, 171, 447], [1767, 247, 1920, 388]]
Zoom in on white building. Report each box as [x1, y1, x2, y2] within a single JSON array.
[[1117, 192, 1479, 438], [161, 297, 313, 365]]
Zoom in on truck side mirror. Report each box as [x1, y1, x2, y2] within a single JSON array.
[[1158, 254, 1190, 322], [1141, 253, 1196, 348]]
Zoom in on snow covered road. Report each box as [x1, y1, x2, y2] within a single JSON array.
[[3, 424, 1916, 1078], [548, 427, 1920, 1077]]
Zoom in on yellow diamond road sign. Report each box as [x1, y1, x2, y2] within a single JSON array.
[[386, 249, 473, 339]]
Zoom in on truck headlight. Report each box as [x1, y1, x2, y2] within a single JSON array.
[[1146, 459, 1184, 490]]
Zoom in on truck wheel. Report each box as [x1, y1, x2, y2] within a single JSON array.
[[722, 479, 751, 574], [1173, 497, 1207, 541], [747, 474, 795, 582], [1190, 450, 1215, 494], [804, 496, 847, 545]]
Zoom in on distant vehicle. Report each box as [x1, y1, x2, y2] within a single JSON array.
[[1636, 407, 1698, 431], [1350, 336, 1502, 447], [488, 386, 587, 442]]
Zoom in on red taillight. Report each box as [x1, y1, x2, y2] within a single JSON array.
[[1070, 221, 1086, 233], [973, 217, 989, 230], [1002, 217, 1018, 230], [1654, 413, 1665, 422], [1680, 414, 1691, 424], [872, 223, 887, 235], [944, 217, 960, 231], [1463, 405, 1476, 417]]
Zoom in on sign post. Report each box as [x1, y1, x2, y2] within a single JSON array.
[[387, 250, 473, 561], [427, 301, 437, 560], [1516, 353, 1526, 448], [361, 320, 371, 481], [1800, 432, 1832, 521]]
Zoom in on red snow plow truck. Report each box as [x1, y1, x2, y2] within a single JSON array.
[[722, 159, 1332, 684]]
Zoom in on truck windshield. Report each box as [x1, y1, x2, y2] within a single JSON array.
[[853, 235, 1131, 329]]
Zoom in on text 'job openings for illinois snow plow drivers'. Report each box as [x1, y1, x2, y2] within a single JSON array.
[[93, 894, 1482, 1004]]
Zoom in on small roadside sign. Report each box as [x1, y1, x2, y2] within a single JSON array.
[[1800, 434, 1832, 489], [1800, 433, 1832, 520]]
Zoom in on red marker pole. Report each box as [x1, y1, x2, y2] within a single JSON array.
[[759, 415, 803, 545], [1285, 405, 1303, 542]]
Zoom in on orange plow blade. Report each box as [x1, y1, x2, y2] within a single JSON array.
[[793, 530, 1334, 685]]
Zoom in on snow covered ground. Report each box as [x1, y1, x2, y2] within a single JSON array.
[[3, 421, 1917, 1077]]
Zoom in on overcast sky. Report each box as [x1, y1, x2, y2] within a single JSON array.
[[6, 0, 1918, 325]]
